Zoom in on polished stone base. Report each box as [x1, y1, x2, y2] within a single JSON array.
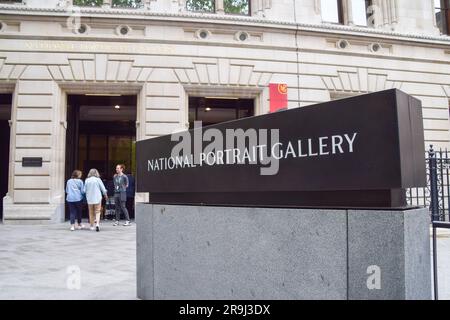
[[136, 204, 431, 300]]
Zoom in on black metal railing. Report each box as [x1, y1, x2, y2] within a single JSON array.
[[408, 147, 450, 300], [407, 146, 450, 221], [431, 221, 450, 300]]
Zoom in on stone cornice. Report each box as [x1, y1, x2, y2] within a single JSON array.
[[1, 4, 450, 46]]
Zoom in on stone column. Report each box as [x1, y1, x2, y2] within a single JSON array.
[[346, 0, 355, 25], [216, 0, 224, 14], [102, 0, 112, 8]]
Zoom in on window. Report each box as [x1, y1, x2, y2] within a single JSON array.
[[435, 0, 450, 35], [186, 0, 215, 13], [73, 0, 103, 6], [321, 0, 344, 24], [186, 0, 250, 15], [189, 97, 254, 129], [352, 0, 372, 26], [224, 0, 250, 16], [73, 0, 142, 8], [321, 0, 374, 27], [111, 0, 142, 8]]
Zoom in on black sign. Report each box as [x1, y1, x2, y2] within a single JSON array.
[[136, 89, 426, 208], [22, 157, 43, 167]]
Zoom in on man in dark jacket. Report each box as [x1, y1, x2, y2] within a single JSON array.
[[126, 173, 135, 219], [113, 164, 131, 226]]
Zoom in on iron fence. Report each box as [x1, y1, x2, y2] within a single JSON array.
[[407, 146, 450, 221]]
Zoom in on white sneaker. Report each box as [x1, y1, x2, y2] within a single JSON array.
[[113, 221, 119, 226], [123, 221, 131, 226], [70, 226, 75, 231], [76, 224, 84, 230], [90, 226, 95, 231]]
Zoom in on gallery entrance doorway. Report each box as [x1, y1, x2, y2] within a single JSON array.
[[65, 94, 137, 220]]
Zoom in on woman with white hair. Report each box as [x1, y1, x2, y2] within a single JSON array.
[[84, 168, 108, 232]]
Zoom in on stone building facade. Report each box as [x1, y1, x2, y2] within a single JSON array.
[[0, 0, 449, 223]]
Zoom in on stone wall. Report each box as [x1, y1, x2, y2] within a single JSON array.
[[0, 0, 449, 222]]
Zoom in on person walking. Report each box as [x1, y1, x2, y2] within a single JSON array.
[[113, 164, 131, 226], [84, 168, 108, 232], [66, 170, 85, 231]]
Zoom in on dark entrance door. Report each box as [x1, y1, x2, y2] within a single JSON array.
[[0, 94, 12, 222], [65, 94, 137, 220], [188, 97, 255, 128]]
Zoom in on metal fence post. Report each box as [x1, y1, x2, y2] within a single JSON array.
[[430, 145, 440, 221], [433, 223, 438, 300]]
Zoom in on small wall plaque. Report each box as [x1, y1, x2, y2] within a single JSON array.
[[22, 157, 43, 167]]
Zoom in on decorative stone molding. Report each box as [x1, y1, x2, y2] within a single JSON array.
[[336, 39, 350, 49], [0, 4, 449, 45], [442, 85, 450, 98], [368, 42, 382, 53], [321, 68, 402, 94], [326, 38, 391, 54], [234, 31, 250, 42], [115, 24, 132, 36], [73, 23, 90, 35], [0, 55, 410, 95], [174, 59, 272, 87], [0, 59, 27, 80], [172, 58, 272, 87], [42, 55, 155, 83], [195, 29, 211, 40]]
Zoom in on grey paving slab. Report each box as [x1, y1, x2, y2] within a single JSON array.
[[0, 221, 136, 300]]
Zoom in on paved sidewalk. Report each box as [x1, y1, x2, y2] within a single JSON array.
[[434, 228, 450, 300], [0, 221, 136, 300], [1, 221, 450, 300]]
